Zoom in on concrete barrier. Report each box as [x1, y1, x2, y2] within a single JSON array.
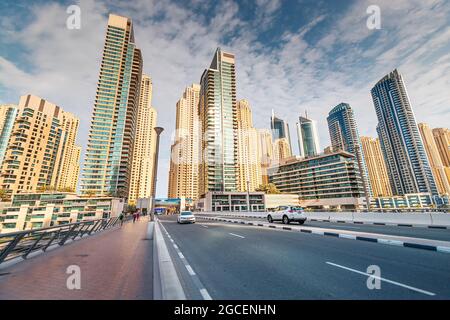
[[430, 214, 450, 227]]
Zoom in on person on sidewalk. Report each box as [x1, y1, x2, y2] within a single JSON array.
[[136, 209, 140, 221], [119, 212, 124, 227], [133, 211, 138, 223]]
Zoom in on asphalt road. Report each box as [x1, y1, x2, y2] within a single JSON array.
[[204, 214, 450, 242], [159, 215, 450, 299]]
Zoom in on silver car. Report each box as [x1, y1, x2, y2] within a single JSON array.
[[177, 211, 196, 224]]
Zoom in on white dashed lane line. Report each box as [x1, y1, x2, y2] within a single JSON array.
[[229, 233, 245, 239], [159, 221, 213, 300]]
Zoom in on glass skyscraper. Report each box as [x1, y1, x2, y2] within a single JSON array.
[[296, 114, 320, 158], [327, 103, 372, 201], [371, 69, 438, 196], [199, 48, 238, 195], [270, 111, 292, 155], [81, 14, 142, 196]]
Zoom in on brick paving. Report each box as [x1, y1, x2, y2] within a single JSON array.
[[0, 218, 153, 300]]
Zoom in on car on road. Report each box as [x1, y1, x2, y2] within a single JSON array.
[[177, 211, 196, 224], [267, 206, 307, 225]]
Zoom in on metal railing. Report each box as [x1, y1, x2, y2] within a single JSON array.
[[0, 216, 123, 265]]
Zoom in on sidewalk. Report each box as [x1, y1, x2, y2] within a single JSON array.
[[0, 218, 153, 300]]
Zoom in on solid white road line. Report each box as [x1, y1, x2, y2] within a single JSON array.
[[201, 225, 209, 228], [185, 265, 196, 276], [326, 261, 436, 296], [229, 233, 245, 239]]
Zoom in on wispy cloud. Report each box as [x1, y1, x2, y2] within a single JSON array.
[[0, 0, 449, 196]]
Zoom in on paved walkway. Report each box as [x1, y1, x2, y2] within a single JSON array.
[[0, 218, 153, 300]]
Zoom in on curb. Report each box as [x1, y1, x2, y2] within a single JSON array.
[[198, 216, 450, 254], [153, 219, 186, 300]]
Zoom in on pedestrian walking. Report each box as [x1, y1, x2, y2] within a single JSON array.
[[119, 212, 124, 227], [137, 209, 140, 221], [133, 212, 137, 223]]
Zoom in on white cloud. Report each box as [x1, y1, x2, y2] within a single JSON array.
[[0, 0, 449, 196]]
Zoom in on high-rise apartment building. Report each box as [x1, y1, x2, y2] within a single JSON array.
[[433, 128, 450, 167], [296, 112, 320, 158], [128, 74, 158, 204], [327, 103, 372, 200], [361, 136, 392, 197], [371, 69, 437, 196], [273, 138, 292, 162], [271, 111, 292, 155], [82, 14, 143, 197], [257, 129, 274, 185], [0, 95, 79, 197], [199, 48, 238, 195], [418, 123, 450, 195], [236, 100, 261, 192], [168, 84, 201, 200], [0, 104, 19, 165]]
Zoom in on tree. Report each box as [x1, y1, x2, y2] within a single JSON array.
[[256, 183, 281, 194]]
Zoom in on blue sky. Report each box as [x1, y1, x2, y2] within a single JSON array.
[[1, 0, 450, 197]]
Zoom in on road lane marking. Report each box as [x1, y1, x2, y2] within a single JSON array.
[[201, 225, 209, 228], [326, 261, 436, 296], [178, 252, 185, 259], [186, 265, 196, 276], [229, 233, 245, 239], [200, 288, 212, 300]]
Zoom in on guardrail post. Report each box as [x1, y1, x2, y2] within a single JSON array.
[[59, 224, 78, 246], [43, 230, 60, 252], [88, 220, 101, 235], [72, 224, 86, 240], [0, 233, 26, 264], [22, 233, 46, 259]]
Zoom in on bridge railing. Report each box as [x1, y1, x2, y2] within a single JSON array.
[[0, 216, 122, 265]]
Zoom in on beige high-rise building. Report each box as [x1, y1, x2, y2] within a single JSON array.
[[419, 124, 450, 195], [0, 95, 80, 198], [257, 129, 273, 185], [236, 100, 262, 192], [273, 138, 292, 162], [168, 84, 201, 200], [128, 75, 158, 204], [360, 136, 392, 197], [433, 128, 450, 167], [82, 14, 143, 197]]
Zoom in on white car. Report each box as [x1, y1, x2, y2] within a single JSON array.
[[267, 206, 307, 225], [177, 211, 196, 224]]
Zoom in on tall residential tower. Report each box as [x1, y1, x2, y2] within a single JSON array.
[[296, 113, 320, 158], [199, 48, 238, 195], [81, 14, 143, 197], [371, 69, 437, 196]]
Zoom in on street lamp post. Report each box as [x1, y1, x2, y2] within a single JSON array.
[[247, 180, 251, 212], [150, 127, 164, 222]]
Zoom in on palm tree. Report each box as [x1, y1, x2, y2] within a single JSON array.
[[255, 183, 281, 194]]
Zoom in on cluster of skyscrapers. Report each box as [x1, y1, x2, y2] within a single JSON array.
[[168, 50, 449, 209], [0, 14, 159, 206]]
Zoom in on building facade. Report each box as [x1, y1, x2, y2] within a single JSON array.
[[360, 136, 392, 196], [199, 48, 238, 195], [0, 192, 124, 234], [236, 100, 262, 192], [273, 138, 292, 162], [296, 113, 320, 158], [371, 69, 438, 197], [168, 84, 201, 200], [327, 103, 372, 201], [268, 152, 366, 210], [271, 111, 292, 155], [0, 95, 79, 198], [0, 104, 19, 165], [257, 129, 274, 184], [433, 128, 450, 167], [128, 74, 157, 204], [418, 123, 450, 195], [82, 14, 143, 197]]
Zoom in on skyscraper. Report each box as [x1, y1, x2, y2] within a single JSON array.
[[371, 69, 437, 196], [361, 136, 392, 197], [433, 128, 450, 167], [296, 112, 320, 158], [236, 100, 261, 192], [273, 138, 292, 162], [0, 95, 79, 197], [0, 104, 19, 165], [81, 14, 143, 197], [168, 84, 201, 200], [327, 103, 372, 201], [418, 123, 450, 195], [199, 48, 238, 195], [128, 74, 158, 204], [270, 111, 292, 155], [257, 129, 274, 185]]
